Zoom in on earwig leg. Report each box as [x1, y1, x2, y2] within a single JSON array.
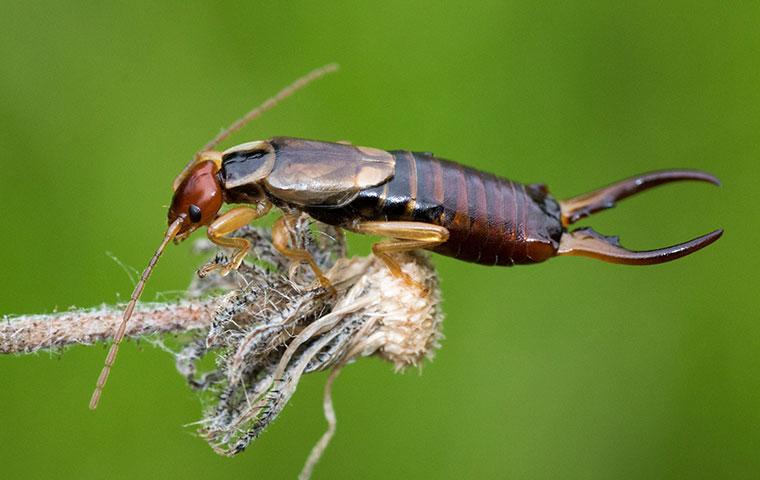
[[199, 203, 271, 277], [352, 221, 449, 292], [272, 215, 335, 292]]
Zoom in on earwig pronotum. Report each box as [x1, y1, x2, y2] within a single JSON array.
[[89, 63, 722, 409]]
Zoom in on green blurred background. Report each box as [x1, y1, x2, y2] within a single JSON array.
[[1, 1, 757, 478]]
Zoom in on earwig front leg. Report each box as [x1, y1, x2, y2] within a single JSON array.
[[351, 221, 449, 292], [272, 215, 335, 293], [199, 203, 271, 277]]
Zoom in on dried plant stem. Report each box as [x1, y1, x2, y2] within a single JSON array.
[[1, 300, 216, 354], [1, 224, 444, 480], [299, 365, 343, 480]]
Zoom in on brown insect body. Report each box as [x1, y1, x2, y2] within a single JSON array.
[[90, 64, 722, 410], [221, 137, 721, 268], [298, 144, 563, 266]]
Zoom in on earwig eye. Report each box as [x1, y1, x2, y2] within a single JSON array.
[[188, 204, 202, 223]]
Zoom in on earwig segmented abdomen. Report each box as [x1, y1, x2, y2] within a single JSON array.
[[92, 64, 722, 412], [305, 151, 563, 266]]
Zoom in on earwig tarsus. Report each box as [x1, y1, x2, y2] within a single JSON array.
[[89, 63, 722, 409]]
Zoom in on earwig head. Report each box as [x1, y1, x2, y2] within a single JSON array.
[[89, 64, 340, 411], [169, 160, 224, 242]]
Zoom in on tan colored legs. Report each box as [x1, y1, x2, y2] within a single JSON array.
[[199, 203, 271, 277], [272, 215, 335, 291], [203, 209, 449, 292], [352, 221, 449, 290]]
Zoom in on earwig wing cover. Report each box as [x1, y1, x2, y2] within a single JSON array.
[[264, 137, 396, 207]]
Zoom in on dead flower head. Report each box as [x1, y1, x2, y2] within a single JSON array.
[[0, 217, 444, 478], [174, 219, 444, 468]]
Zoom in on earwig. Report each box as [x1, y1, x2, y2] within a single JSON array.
[[89, 63, 722, 409]]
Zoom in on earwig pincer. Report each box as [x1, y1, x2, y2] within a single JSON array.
[[89, 64, 722, 409]]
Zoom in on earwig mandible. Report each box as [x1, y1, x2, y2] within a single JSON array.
[[89, 63, 722, 409]]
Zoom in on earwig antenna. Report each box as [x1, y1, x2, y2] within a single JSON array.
[[199, 62, 340, 154], [172, 63, 339, 193], [89, 217, 184, 409]]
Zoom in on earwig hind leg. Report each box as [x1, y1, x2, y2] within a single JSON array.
[[199, 203, 271, 277], [272, 215, 335, 293], [352, 221, 450, 293]]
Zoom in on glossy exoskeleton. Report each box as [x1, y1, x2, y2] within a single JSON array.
[[89, 64, 722, 409]]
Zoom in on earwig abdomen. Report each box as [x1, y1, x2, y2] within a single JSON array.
[[305, 151, 563, 266]]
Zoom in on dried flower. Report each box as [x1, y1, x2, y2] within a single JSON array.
[[0, 219, 444, 478]]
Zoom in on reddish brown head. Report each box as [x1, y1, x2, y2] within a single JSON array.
[[169, 160, 224, 242]]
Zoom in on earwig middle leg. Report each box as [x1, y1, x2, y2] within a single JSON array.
[[199, 203, 271, 277], [351, 221, 449, 291], [272, 214, 335, 292]]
